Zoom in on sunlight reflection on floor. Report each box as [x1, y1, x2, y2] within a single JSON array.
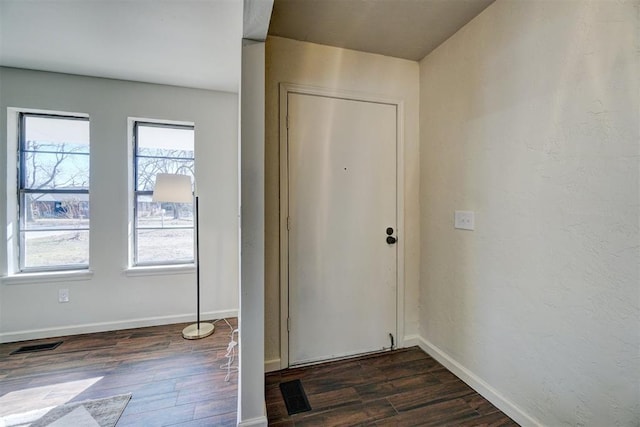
[[0, 376, 102, 425]]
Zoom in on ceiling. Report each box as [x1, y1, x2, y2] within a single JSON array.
[[0, 0, 493, 92], [268, 0, 495, 61], [0, 0, 245, 92]]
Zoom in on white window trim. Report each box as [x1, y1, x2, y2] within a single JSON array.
[[2, 269, 94, 285], [123, 263, 196, 277], [4, 108, 91, 280]]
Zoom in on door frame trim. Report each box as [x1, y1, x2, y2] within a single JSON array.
[[279, 83, 406, 369]]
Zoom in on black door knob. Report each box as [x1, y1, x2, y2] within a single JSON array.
[[386, 236, 397, 244], [386, 227, 394, 235]]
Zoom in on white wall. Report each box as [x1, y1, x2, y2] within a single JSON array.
[[265, 36, 420, 367], [0, 67, 239, 342], [419, 1, 639, 426], [239, 41, 268, 426]]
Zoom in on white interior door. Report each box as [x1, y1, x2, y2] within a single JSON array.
[[287, 92, 397, 366]]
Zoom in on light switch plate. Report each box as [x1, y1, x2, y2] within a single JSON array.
[[58, 288, 69, 303], [454, 210, 475, 230]]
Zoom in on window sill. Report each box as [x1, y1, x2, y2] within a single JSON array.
[[2, 269, 94, 285], [124, 264, 195, 277]]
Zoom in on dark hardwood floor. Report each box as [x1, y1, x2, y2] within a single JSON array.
[[0, 319, 238, 426], [266, 347, 519, 426], [2, 323, 518, 426]]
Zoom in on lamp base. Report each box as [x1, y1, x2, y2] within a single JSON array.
[[182, 322, 215, 340]]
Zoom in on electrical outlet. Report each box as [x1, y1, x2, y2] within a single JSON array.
[[454, 210, 475, 230], [58, 289, 69, 303]]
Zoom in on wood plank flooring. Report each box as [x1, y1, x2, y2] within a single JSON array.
[[0, 319, 238, 426], [266, 347, 519, 426], [2, 324, 518, 426]]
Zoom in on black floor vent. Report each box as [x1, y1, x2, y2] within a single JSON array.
[[11, 341, 63, 355], [280, 379, 312, 415]]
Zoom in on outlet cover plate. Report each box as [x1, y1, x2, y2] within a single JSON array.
[[58, 289, 69, 303], [454, 210, 475, 230]]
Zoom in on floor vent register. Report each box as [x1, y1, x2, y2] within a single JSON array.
[[10, 341, 63, 355], [279, 379, 312, 415]]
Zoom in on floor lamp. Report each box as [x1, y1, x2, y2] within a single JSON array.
[[153, 173, 215, 339]]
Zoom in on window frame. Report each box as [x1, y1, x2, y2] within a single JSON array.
[[17, 112, 91, 273], [132, 120, 195, 267]]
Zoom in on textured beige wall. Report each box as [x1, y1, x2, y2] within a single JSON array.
[[419, 1, 639, 425], [265, 36, 420, 365]]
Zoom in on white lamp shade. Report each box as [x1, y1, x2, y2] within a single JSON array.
[[152, 173, 193, 203]]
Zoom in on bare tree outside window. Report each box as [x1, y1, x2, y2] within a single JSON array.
[[19, 114, 90, 271], [133, 122, 195, 265]]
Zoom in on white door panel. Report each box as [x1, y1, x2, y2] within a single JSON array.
[[287, 93, 397, 366]]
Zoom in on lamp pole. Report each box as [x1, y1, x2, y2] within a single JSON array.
[[195, 195, 201, 330], [180, 192, 214, 339]]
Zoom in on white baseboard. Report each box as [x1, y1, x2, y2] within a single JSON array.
[[264, 358, 282, 373], [237, 415, 268, 427], [236, 401, 268, 427], [0, 309, 238, 343], [417, 336, 542, 427], [401, 334, 421, 348]]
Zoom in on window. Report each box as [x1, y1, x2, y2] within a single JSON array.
[[18, 113, 90, 271], [133, 122, 195, 265]]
